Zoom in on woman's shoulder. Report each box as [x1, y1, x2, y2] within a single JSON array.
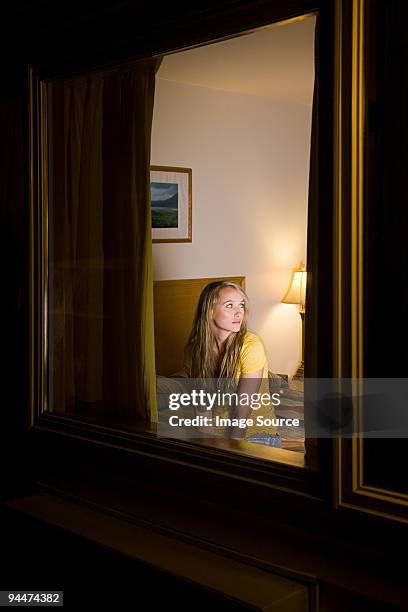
[[239, 330, 268, 373], [241, 331, 267, 356], [242, 330, 263, 348]]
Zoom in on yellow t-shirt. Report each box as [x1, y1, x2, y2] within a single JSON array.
[[236, 331, 269, 378], [231, 331, 277, 437], [179, 331, 278, 438], [179, 331, 268, 378]]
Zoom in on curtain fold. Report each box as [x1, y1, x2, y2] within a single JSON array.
[[305, 17, 319, 381], [304, 16, 319, 462], [50, 58, 161, 423]]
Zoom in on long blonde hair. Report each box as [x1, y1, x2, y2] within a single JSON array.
[[185, 281, 249, 379]]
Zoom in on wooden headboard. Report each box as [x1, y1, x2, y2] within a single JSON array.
[[153, 276, 245, 376]]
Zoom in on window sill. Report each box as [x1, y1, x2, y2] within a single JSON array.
[[7, 493, 310, 611], [44, 411, 306, 469]]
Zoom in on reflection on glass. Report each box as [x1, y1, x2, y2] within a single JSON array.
[[45, 16, 314, 459]]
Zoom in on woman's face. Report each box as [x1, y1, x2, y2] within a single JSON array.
[[211, 287, 246, 336]]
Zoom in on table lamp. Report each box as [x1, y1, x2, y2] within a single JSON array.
[[281, 263, 307, 380]]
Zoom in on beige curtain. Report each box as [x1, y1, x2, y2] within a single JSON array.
[[50, 59, 161, 423]]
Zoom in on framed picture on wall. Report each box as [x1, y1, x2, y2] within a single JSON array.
[[150, 165, 192, 243]]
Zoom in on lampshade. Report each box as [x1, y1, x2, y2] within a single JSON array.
[[282, 264, 307, 309]]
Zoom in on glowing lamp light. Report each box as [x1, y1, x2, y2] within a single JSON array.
[[281, 263, 307, 380]]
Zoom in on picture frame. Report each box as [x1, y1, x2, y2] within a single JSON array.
[[150, 165, 192, 243]]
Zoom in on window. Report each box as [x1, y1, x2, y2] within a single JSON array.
[[30, 2, 334, 503], [151, 17, 316, 459], [39, 17, 315, 467]]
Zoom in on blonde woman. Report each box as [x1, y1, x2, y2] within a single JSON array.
[[181, 281, 281, 446]]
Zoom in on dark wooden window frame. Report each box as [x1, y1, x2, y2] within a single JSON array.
[[27, 0, 367, 527]]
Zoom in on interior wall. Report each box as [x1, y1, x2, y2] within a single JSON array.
[[151, 77, 312, 375]]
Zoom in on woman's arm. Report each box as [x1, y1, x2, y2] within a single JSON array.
[[230, 368, 263, 439]]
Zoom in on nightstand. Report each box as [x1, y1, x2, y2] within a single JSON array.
[[275, 377, 305, 453]]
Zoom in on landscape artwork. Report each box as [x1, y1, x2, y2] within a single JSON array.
[[151, 182, 179, 228], [150, 166, 192, 243]]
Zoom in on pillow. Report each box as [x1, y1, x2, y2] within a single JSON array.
[[268, 370, 289, 392]]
